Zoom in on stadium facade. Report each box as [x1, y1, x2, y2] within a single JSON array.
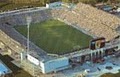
[[0, 2, 120, 76]]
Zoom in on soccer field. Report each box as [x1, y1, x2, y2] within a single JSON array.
[[15, 19, 92, 54]]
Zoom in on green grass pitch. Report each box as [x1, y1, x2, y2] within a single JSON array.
[[14, 19, 93, 54]]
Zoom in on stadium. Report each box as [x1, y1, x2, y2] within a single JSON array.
[[0, 1, 120, 76]]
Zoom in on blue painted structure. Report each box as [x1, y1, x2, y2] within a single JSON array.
[[0, 61, 11, 76]]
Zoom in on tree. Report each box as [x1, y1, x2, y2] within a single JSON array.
[[78, 0, 97, 4], [62, 0, 70, 3]]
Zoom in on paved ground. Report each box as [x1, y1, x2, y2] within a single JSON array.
[[46, 55, 120, 77]]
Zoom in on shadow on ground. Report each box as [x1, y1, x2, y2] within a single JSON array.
[[0, 54, 32, 77]]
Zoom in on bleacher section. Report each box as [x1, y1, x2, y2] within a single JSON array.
[[0, 9, 51, 26], [51, 3, 120, 41]]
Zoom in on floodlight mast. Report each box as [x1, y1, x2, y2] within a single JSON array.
[[26, 16, 32, 54]]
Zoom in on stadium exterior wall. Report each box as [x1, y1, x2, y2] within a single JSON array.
[[41, 57, 69, 74], [27, 54, 70, 74]]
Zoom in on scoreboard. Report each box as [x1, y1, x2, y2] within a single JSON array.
[[90, 37, 105, 50]]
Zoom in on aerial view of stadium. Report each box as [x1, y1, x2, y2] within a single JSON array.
[[14, 19, 92, 54], [0, 0, 120, 77]]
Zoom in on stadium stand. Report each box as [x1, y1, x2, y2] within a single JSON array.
[[51, 3, 120, 41], [0, 9, 52, 26], [74, 3, 120, 29]]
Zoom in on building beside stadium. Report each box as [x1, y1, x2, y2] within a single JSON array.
[[0, 2, 120, 76]]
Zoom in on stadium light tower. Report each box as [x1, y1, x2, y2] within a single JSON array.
[[26, 16, 32, 54]]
